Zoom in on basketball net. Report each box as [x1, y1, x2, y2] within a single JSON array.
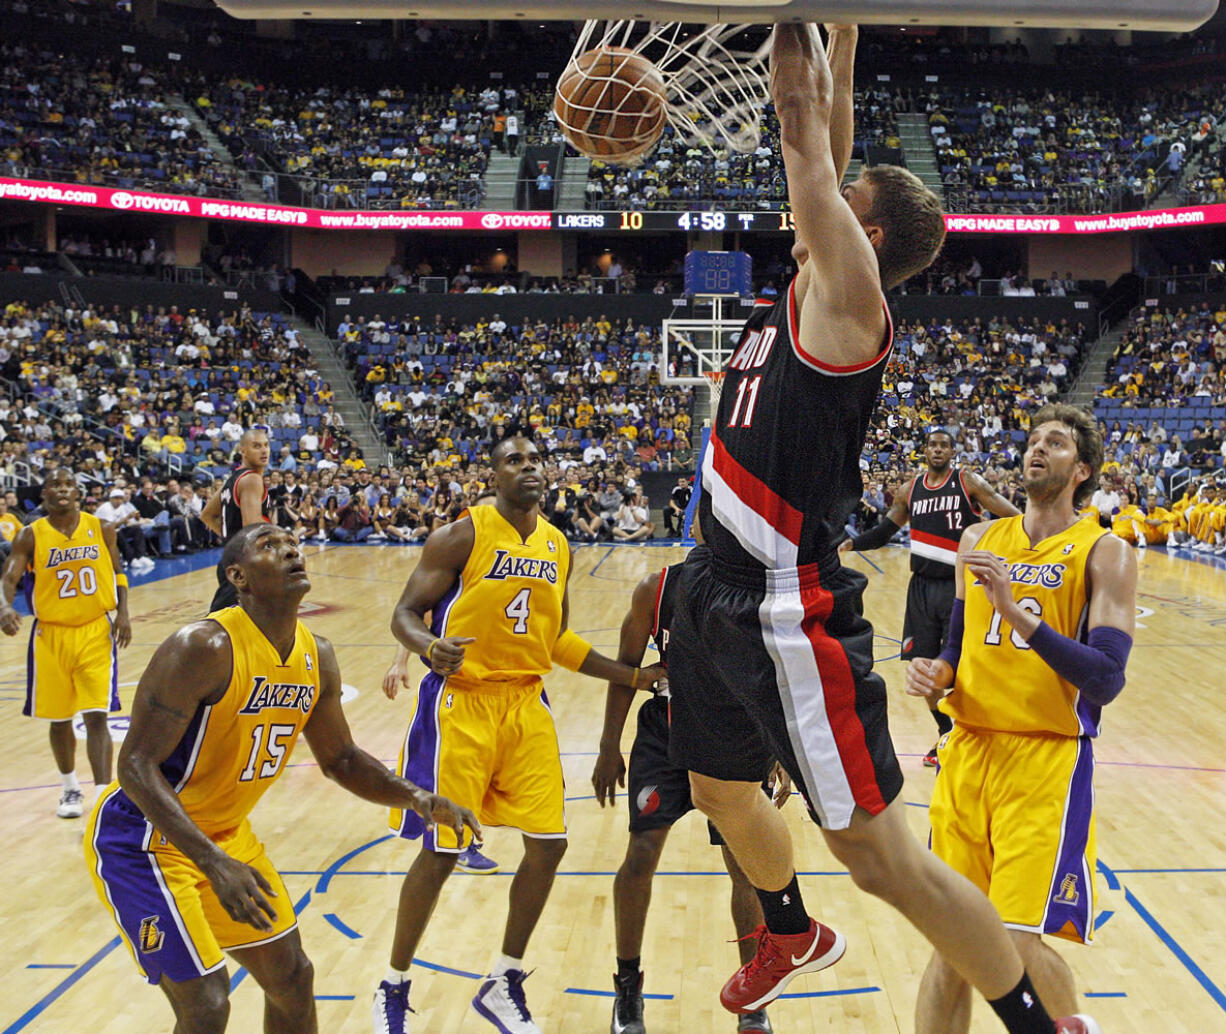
[[701, 369, 726, 427], [564, 21, 772, 157]]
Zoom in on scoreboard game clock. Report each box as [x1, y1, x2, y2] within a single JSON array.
[[552, 210, 800, 232], [684, 250, 753, 297]]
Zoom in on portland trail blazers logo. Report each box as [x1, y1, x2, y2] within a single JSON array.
[[636, 785, 661, 818]]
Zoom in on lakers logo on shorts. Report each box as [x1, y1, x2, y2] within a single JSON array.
[[139, 915, 165, 953], [1054, 874, 1080, 906]]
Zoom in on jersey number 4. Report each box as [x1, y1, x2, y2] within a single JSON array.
[[505, 588, 531, 634], [239, 723, 296, 782], [984, 597, 1042, 649]]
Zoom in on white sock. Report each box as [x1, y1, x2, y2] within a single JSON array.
[[61, 771, 80, 792], [384, 967, 410, 986], [492, 954, 523, 977]]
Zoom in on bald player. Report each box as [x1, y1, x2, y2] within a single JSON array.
[[202, 428, 270, 611]]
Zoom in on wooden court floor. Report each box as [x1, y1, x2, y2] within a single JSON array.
[[2, 542, 1225, 1034]]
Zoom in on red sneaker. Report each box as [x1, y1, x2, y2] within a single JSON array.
[[1056, 1017, 1103, 1034], [719, 919, 846, 1013], [923, 744, 939, 768]]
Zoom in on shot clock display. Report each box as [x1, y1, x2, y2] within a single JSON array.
[[683, 250, 753, 297]]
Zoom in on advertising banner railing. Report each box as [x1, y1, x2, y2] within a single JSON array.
[[2, 176, 1223, 236]]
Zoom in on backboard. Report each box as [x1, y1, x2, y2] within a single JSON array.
[[215, 0, 1219, 32]]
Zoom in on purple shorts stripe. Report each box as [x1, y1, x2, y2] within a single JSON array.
[[108, 622, 120, 712], [22, 619, 36, 717], [92, 795, 209, 985], [396, 671, 445, 842], [1043, 736, 1096, 939]]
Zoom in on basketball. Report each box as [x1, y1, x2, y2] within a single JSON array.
[[554, 47, 668, 165]]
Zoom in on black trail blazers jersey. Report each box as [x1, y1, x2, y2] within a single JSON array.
[[219, 466, 269, 542], [907, 468, 981, 578], [698, 280, 893, 570]]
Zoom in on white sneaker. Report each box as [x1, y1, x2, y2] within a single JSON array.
[[57, 787, 84, 819], [471, 970, 542, 1034], [372, 978, 412, 1034]]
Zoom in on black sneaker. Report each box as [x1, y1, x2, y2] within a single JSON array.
[[611, 971, 645, 1034], [737, 1010, 773, 1033]]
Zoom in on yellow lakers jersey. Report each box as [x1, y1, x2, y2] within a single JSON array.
[[946, 515, 1108, 737], [154, 606, 321, 837], [433, 506, 571, 689], [28, 513, 118, 625]]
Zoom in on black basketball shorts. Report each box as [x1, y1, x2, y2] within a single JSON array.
[[629, 695, 773, 845], [900, 573, 956, 662], [667, 547, 903, 831]]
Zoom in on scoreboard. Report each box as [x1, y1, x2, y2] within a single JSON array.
[[552, 210, 799, 232]]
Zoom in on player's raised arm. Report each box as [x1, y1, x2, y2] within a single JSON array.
[[0, 525, 35, 635], [824, 24, 858, 184], [302, 635, 481, 841], [390, 516, 476, 676], [593, 570, 661, 807], [771, 24, 884, 359], [118, 622, 280, 931], [964, 471, 1022, 519]]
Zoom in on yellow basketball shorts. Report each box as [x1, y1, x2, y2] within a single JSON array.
[[930, 725, 1097, 943], [390, 674, 566, 851], [24, 615, 119, 720], [85, 787, 298, 984]]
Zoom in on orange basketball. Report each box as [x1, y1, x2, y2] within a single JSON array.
[[554, 47, 668, 165]]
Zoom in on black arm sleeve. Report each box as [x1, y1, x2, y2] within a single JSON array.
[[851, 518, 904, 552]]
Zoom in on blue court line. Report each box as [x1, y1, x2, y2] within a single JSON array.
[[1085, 992, 1128, 998], [1097, 860, 1120, 891], [316, 835, 393, 893], [1125, 887, 1226, 1013], [1112, 867, 1226, 875], [323, 913, 362, 939], [852, 551, 885, 574], [315, 994, 356, 1000], [229, 889, 312, 994], [3, 937, 122, 1034], [565, 987, 674, 1000], [24, 964, 75, 970], [412, 958, 483, 979], [288, 868, 856, 879], [778, 985, 881, 999], [588, 546, 616, 577]]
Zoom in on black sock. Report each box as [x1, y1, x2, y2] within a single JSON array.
[[615, 957, 641, 986], [931, 707, 953, 735], [988, 972, 1055, 1034], [754, 874, 809, 935]]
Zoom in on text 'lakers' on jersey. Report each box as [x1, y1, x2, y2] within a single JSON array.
[[948, 515, 1108, 737], [131, 607, 320, 839], [28, 513, 117, 625], [433, 506, 571, 689]]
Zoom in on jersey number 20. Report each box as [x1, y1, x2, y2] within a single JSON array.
[[57, 567, 98, 598]]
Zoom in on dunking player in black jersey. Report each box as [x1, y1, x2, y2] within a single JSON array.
[[201, 429, 270, 611], [667, 23, 1099, 1034], [593, 552, 789, 1034], [839, 429, 1019, 764]]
